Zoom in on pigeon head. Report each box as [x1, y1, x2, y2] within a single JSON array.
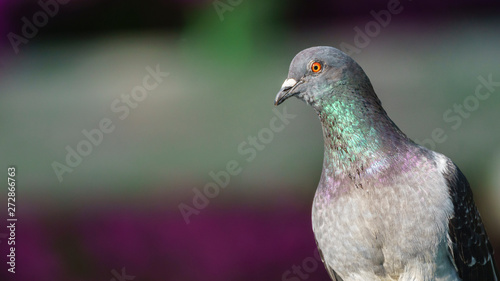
[[274, 46, 408, 175], [274, 46, 378, 110]]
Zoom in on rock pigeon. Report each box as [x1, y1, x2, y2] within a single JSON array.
[[274, 46, 499, 281]]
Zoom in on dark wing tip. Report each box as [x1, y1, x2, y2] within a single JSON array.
[[444, 161, 500, 281]]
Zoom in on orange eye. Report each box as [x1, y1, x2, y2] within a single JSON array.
[[311, 62, 322, 73]]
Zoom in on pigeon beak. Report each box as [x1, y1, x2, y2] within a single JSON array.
[[274, 78, 303, 106]]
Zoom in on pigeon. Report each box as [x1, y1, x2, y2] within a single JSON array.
[[274, 46, 499, 281]]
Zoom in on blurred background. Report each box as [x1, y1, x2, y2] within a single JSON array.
[[0, 0, 499, 280]]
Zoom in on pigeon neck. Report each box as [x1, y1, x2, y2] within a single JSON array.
[[314, 89, 408, 185]]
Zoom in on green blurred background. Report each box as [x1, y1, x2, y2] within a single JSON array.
[[0, 0, 499, 280]]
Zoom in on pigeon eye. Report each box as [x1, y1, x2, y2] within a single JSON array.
[[311, 62, 322, 73]]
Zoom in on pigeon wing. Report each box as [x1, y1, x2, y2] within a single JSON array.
[[443, 160, 499, 281]]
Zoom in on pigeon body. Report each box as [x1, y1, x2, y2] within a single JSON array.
[[274, 46, 499, 281]]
